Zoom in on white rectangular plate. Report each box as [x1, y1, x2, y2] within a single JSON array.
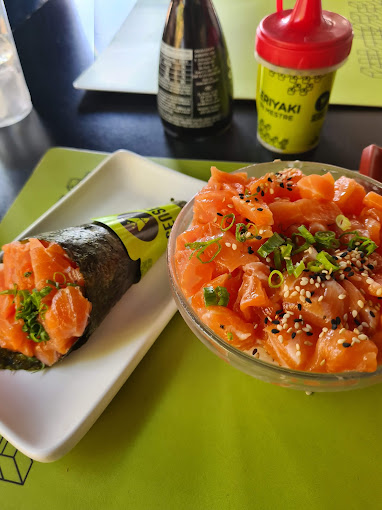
[[0, 150, 205, 462]]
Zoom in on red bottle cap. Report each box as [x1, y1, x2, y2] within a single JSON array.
[[255, 0, 353, 70]]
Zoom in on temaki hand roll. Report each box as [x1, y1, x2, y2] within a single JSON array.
[[0, 201, 185, 370]]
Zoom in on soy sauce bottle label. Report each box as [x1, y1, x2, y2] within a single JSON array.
[[158, 41, 229, 129]]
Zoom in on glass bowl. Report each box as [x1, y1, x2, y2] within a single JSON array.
[[167, 160, 382, 392]]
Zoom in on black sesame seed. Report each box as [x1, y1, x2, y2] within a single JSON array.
[[336, 316, 341, 325], [247, 246, 254, 254], [256, 186, 261, 192], [348, 271, 355, 277], [280, 182, 285, 188], [291, 332, 296, 339], [267, 177, 273, 182], [331, 319, 337, 325], [305, 298, 312, 304], [331, 323, 337, 330], [220, 324, 225, 329], [261, 190, 265, 196], [252, 348, 258, 355], [272, 320, 280, 325], [370, 311, 375, 317], [367, 264, 374, 270], [255, 235, 262, 240], [342, 342, 351, 348], [257, 208, 264, 212], [271, 329, 279, 334], [246, 200, 250, 203], [287, 187, 293, 191], [276, 309, 283, 315], [255, 197, 259, 202], [310, 291, 315, 296], [344, 267, 351, 272], [340, 252, 348, 258], [354, 318, 361, 326], [217, 212, 223, 216], [264, 317, 269, 324], [294, 318, 303, 322], [287, 177, 293, 181], [297, 304, 302, 311], [306, 331, 314, 336]]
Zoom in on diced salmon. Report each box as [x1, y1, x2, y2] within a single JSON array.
[[2, 241, 35, 291], [334, 176, 366, 215], [297, 172, 335, 201], [231, 196, 274, 226], [307, 329, 377, 373]]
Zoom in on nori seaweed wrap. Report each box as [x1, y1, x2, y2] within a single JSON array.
[[0, 202, 185, 370]]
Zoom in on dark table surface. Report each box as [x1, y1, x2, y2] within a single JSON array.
[[1, 0, 382, 222]]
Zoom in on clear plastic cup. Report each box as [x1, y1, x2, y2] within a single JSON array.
[[0, 0, 32, 128]]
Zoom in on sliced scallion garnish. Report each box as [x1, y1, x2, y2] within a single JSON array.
[[273, 248, 282, 270], [316, 251, 340, 272], [185, 236, 223, 264], [235, 223, 257, 242], [297, 225, 315, 244], [314, 231, 339, 250], [359, 239, 378, 256], [336, 214, 351, 231], [220, 213, 235, 232], [293, 261, 306, 278], [268, 270, 284, 288], [203, 285, 230, 307], [257, 233, 284, 258]]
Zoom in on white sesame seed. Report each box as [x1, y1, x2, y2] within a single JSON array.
[[361, 322, 368, 328], [320, 359, 326, 366], [300, 278, 309, 286], [277, 325, 282, 331], [302, 327, 310, 332], [266, 257, 271, 263], [358, 325, 364, 331], [297, 330, 303, 335], [296, 343, 300, 351], [287, 327, 293, 333], [225, 242, 231, 247], [232, 244, 237, 251], [361, 272, 368, 277], [227, 204, 233, 208], [321, 283, 326, 287], [352, 310, 358, 317], [339, 274, 345, 280], [304, 341, 313, 346], [317, 276, 322, 283], [322, 327, 328, 333], [354, 328, 360, 335], [338, 294, 346, 300], [337, 339, 345, 344], [366, 278, 373, 284], [339, 328, 346, 334], [344, 314, 348, 322], [359, 334, 368, 340], [295, 286, 301, 291], [295, 323, 300, 329], [377, 288, 382, 296], [300, 289, 305, 295], [352, 338, 361, 344], [322, 270, 328, 274], [318, 295, 324, 302], [357, 300, 364, 308], [278, 335, 283, 343], [315, 283, 320, 288], [356, 261, 362, 268], [296, 350, 301, 357], [284, 291, 290, 298], [290, 291, 298, 297], [326, 275, 331, 280], [269, 188, 274, 195], [283, 324, 288, 330], [352, 337, 359, 342]]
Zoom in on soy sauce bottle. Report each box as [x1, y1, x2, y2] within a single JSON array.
[[157, 0, 233, 139]]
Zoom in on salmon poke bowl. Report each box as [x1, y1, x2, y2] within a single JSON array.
[[167, 160, 382, 392]]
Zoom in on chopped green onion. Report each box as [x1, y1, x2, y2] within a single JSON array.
[[359, 239, 378, 256], [235, 223, 257, 242], [297, 225, 315, 244], [53, 272, 67, 285], [285, 258, 294, 275], [15, 286, 52, 343], [292, 240, 311, 255], [314, 231, 339, 250], [293, 261, 306, 278], [220, 213, 235, 232], [307, 261, 322, 273], [185, 236, 223, 264], [273, 248, 282, 270], [336, 214, 352, 231], [280, 244, 292, 260], [203, 286, 230, 307], [268, 270, 284, 288], [226, 332, 233, 341], [24, 271, 32, 278], [316, 251, 339, 272], [257, 233, 284, 258]]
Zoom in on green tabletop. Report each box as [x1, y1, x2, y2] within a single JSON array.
[[1, 148, 382, 510]]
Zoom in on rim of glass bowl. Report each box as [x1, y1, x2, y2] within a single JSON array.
[[167, 160, 382, 383]]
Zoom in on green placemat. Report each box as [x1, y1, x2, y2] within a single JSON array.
[[1, 148, 382, 510]]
